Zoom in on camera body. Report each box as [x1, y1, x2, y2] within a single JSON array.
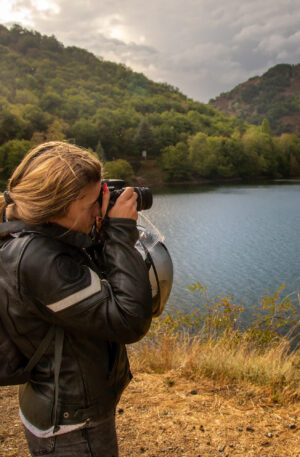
[[100, 179, 153, 211]]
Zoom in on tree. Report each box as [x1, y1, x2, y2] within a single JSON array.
[[188, 132, 218, 177], [133, 119, 154, 155], [70, 119, 99, 150], [30, 119, 66, 146], [103, 159, 134, 183], [242, 126, 276, 176], [0, 139, 31, 177], [261, 118, 271, 135], [22, 104, 51, 136], [95, 141, 106, 162], [0, 111, 26, 145], [40, 91, 62, 113], [161, 142, 192, 181]]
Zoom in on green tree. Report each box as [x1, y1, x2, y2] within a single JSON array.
[[30, 119, 66, 146], [70, 119, 99, 150], [95, 141, 106, 162], [188, 132, 218, 178], [277, 133, 300, 176], [104, 159, 134, 182], [161, 142, 192, 181], [261, 118, 271, 135], [242, 126, 276, 176], [133, 119, 154, 155], [0, 110, 26, 145], [0, 139, 31, 177], [22, 104, 51, 136], [40, 91, 62, 113]]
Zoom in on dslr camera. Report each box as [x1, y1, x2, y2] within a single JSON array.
[[100, 179, 152, 211]]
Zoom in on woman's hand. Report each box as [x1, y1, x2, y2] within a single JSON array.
[[96, 183, 110, 232], [108, 187, 138, 221]]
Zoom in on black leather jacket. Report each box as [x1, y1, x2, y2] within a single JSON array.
[[0, 218, 152, 430]]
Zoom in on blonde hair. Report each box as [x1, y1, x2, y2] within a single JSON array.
[[0, 141, 101, 224]]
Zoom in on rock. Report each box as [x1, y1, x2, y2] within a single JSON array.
[[238, 427, 243, 432], [218, 445, 226, 452], [289, 423, 296, 429], [190, 389, 198, 395], [199, 425, 205, 432], [229, 443, 234, 448], [266, 432, 273, 438], [246, 426, 254, 432], [117, 408, 124, 414]]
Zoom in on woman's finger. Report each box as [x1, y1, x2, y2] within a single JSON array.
[[101, 183, 110, 218], [96, 183, 110, 232]]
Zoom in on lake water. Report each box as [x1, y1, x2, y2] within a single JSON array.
[[1, 180, 299, 320], [140, 181, 300, 319]]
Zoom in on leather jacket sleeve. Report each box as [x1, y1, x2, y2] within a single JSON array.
[[19, 218, 153, 344]]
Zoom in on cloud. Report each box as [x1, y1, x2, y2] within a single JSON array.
[[1, 0, 299, 101]]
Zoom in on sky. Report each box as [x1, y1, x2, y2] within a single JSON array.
[[1, 0, 299, 102]]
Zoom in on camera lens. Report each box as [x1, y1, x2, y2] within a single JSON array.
[[134, 187, 153, 211], [102, 181, 153, 212]]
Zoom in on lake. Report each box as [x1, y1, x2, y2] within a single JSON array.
[[140, 181, 300, 319], [1, 179, 299, 320]]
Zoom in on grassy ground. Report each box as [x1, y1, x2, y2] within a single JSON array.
[[1, 371, 300, 457]]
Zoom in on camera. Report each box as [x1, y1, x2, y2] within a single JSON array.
[[100, 179, 153, 211]]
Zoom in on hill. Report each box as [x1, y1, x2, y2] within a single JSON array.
[[0, 24, 237, 159], [0, 24, 299, 182], [209, 64, 300, 135]]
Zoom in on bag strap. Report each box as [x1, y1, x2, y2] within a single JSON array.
[[24, 326, 56, 374], [53, 327, 64, 433], [24, 325, 64, 433], [0, 220, 28, 235]]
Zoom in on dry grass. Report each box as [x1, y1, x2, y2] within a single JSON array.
[[130, 332, 300, 404], [1, 373, 300, 457]]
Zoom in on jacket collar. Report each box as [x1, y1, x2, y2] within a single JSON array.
[[1, 220, 94, 249]]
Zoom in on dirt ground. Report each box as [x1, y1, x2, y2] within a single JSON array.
[[1, 371, 300, 457]]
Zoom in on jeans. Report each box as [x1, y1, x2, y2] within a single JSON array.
[[24, 414, 118, 457]]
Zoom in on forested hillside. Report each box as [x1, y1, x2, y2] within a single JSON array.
[[209, 64, 300, 136], [0, 24, 299, 182]]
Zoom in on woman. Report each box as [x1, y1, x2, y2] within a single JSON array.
[[0, 141, 153, 456]]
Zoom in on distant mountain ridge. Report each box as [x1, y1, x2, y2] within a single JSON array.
[[209, 64, 300, 135]]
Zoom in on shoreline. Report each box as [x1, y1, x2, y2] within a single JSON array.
[[133, 173, 300, 190]]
